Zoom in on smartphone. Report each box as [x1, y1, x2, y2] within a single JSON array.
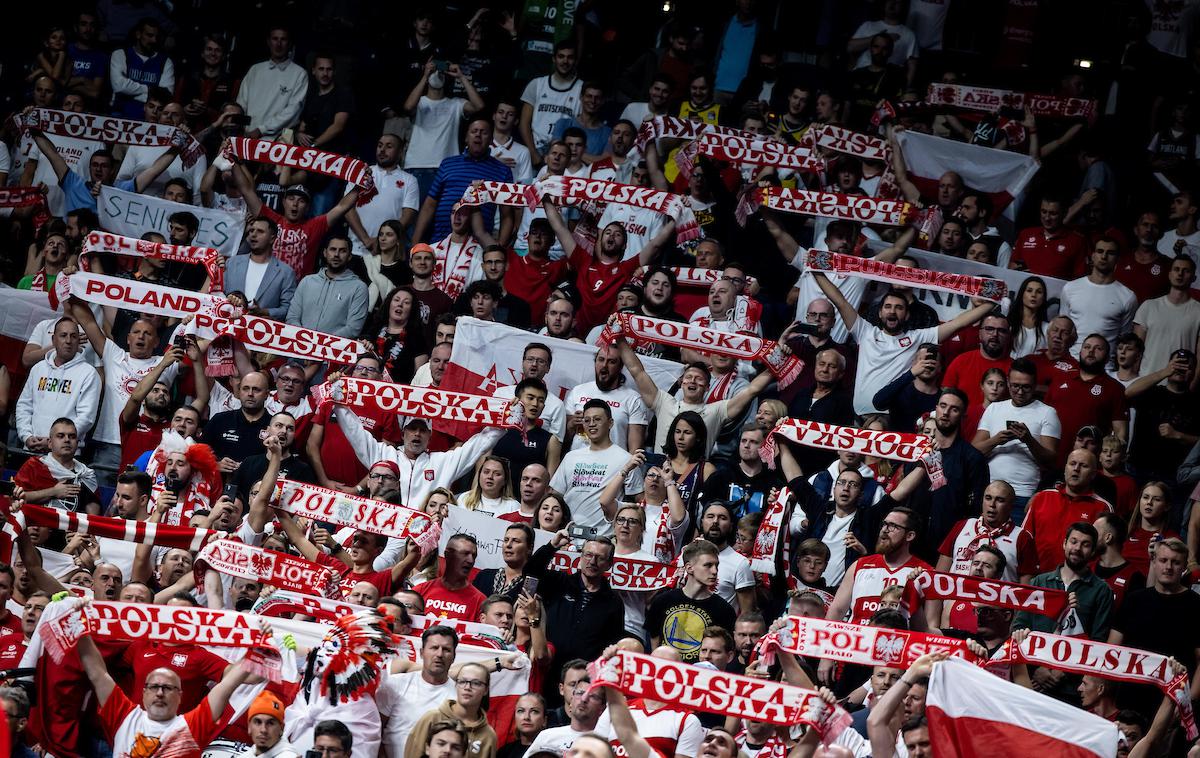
[[522, 576, 539, 597], [567, 523, 598, 541], [173, 333, 188, 353], [0, 481, 14, 497], [642, 451, 666, 469], [433, 60, 450, 73], [306, 751, 324, 758], [222, 483, 238, 502], [230, 114, 251, 127], [792, 323, 821, 336], [925, 345, 938, 359], [1006, 420, 1019, 431]]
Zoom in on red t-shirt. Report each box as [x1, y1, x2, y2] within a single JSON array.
[[0, 633, 26, 669], [938, 327, 980, 367], [414, 578, 487, 622], [315, 551, 396, 598], [1103, 472, 1138, 519], [1044, 370, 1129, 466], [0, 611, 21, 637], [505, 250, 569, 325], [1123, 526, 1181, 577], [120, 414, 170, 472], [944, 350, 1012, 410], [1115, 253, 1171, 303], [1021, 486, 1112, 572], [570, 249, 643, 331], [1027, 351, 1077, 389], [1011, 227, 1088, 280], [98, 685, 228, 758], [312, 403, 402, 487], [121, 641, 230, 712], [261, 206, 331, 281]]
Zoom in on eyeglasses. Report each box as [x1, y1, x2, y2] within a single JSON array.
[[806, 311, 833, 320], [581, 552, 607, 562], [353, 365, 381, 375], [144, 684, 181, 694], [458, 678, 488, 689], [880, 521, 910, 533], [277, 375, 303, 384], [614, 517, 644, 527], [310, 748, 345, 757], [368, 472, 399, 481], [834, 479, 862, 489], [722, 275, 746, 285]]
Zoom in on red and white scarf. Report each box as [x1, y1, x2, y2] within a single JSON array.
[[431, 234, 483, 301], [532, 175, 701, 246], [549, 551, 676, 591], [312, 377, 525, 430], [274, 479, 434, 539], [756, 616, 977, 669], [223, 137, 376, 203], [191, 308, 362, 365], [58, 271, 230, 316], [82, 231, 224, 291], [194, 539, 341, 598], [634, 116, 735, 151], [15, 503, 218, 552], [803, 248, 1008, 302], [999, 632, 1196, 739], [695, 133, 822, 172], [911, 570, 1068, 618], [761, 418, 932, 466], [600, 312, 803, 387], [809, 124, 891, 162], [589, 650, 852, 739], [926, 83, 1097, 122], [0, 187, 48, 208], [748, 187, 914, 226], [457, 181, 537, 211], [633, 266, 757, 290], [749, 488, 789, 575], [19, 108, 205, 167]]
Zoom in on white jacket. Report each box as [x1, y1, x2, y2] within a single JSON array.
[[236, 59, 309, 139], [15, 350, 101, 444]]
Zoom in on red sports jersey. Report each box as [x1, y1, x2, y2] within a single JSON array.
[[847, 553, 931, 624], [938, 518, 1038, 583], [1011, 227, 1088, 279], [414, 578, 487, 622], [121, 641, 230, 713]]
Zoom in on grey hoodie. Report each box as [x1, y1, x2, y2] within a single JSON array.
[[285, 267, 370, 337]]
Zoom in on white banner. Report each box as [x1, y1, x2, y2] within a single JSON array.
[[99, 185, 245, 256], [442, 505, 555, 570], [442, 317, 684, 403], [862, 242, 1066, 321]]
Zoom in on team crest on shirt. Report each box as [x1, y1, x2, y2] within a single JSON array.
[[425, 469, 435, 481], [1152, 265, 1162, 275], [899, 336, 912, 347], [172, 653, 187, 667], [1057, 244, 1066, 252], [1091, 385, 1101, 396]]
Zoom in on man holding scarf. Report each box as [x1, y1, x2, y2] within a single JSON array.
[[13, 418, 99, 513]]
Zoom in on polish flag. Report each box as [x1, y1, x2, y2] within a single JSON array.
[[893, 130, 1039, 217], [926, 657, 1118, 758]]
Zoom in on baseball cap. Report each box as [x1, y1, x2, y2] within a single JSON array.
[[247, 691, 285, 724], [410, 243, 435, 257], [1075, 425, 1100, 440], [283, 184, 311, 201], [403, 417, 433, 430], [370, 460, 401, 477]]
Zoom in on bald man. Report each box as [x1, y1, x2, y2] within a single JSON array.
[[202, 371, 273, 469], [1021, 449, 1112, 573], [593, 645, 702, 758]]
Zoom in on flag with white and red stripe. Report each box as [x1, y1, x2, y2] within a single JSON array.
[[893, 130, 1039, 217]]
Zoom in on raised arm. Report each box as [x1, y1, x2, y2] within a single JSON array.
[[324, 186, 361, 227], [602, 668, 655, 758], [725, 369, 775, 419], [888, 129, 922, 204], [69, 298, 108, 357], [935, 300, 995, 343], [203, 655, 255, 723], [274, 511, 328, 563], [636, 216, 675, 265], [612, 327, 660, 408], [132, 143, 183, 194], [227, 160, 264, 217], [331, 406, 391, 467], [77, 632, 118, 707], [761, 207, 801, 263], [121, 345, 182, 428], [602, 450, 646, 521], [868, 653, 947, 757], [812, 272, 859, 332], [872, 225, 916, 264], [29, 128, 71, 184], [541, 198, 579, 258]]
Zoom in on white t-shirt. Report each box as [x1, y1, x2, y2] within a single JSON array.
[[95, 344, 178, 445], [850, 319, 940, 415], [907, 0, 952, 50], [524, 725, 592, 758], [491, 137, 535, 184], [565, 382, 650, 453], [115, 144, 206, 201], [620, 102, 654, 125], [550, 444, 643, 532], [1134, 295, 1200, 375], [821, 511, 855, 587], [28, 316, 100, 367], [650, 391, 732, 455], [1148, 0, 1200, 57], [1059, 277, 1138, 357], [19, 134, 101, 216], [375, 671, 456, 758], [1158, 227, 1200, 267], [493, 383, 567, 441], [977, 399, 1062, 497], [717, 543, 756, 607], [598, 202, 667, 260], [406, 96, 468, 169], [347, 165, 421, 255], [244, 259, 269, 303], [790, 248, 871, 343], [454, 492, 521, 516], [520, 75, 583, 152], [1011, 324, 1047, 359], [852, 20, 920, 67]]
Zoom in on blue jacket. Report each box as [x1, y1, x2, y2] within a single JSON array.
[[223, 254, 297, 319]]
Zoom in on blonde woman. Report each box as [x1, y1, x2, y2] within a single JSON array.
[[457, 456, 520, 515]]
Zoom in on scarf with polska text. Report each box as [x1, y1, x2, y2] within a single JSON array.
[[588, 650, 852, 739], [999, 631, 1197, 739], [803, 248, 1008, 302], [190, 307, 362, 365], [632, 266, 757, 290], [694, 132, 823, 172], [311, 377, 525, 430], [599, 312, 803, 388], [222, 137, 376, 204], [456, 181, 538, 211], [756, 616, 978, 670], [253, 589, 506, 639], [14, 502, 219, 552], [807, 124, 899, 198], [633, 116, 741, 151], [742, 187, 915, 227], [549, 551, 677, 591], [760, 418, 944, 487], [0, 187, 48, 208], [18, 108, 204, 167], [926, 83, 1097, 122], [82, 231, 224, 291], [193, 539, 342, 599], [273, 479, 434, 540], [532, 175, 701, 246], [910, 569, 1068, 618]]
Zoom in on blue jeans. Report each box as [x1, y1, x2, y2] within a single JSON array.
[[1010, 495, 1031, 527], [310, 178, 345, 216]]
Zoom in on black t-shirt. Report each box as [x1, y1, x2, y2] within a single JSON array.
[[300, 85, 357, 155], [1113, 587, 1200, 671], [411, 287, 455, 344], [645, 588, 737, 663], [493, 426, 552, 480], [202, 409, 271, 464], [234, 452, 317, 504], [702, 464, 784, 518], [1129, 386, 1200, 479]]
